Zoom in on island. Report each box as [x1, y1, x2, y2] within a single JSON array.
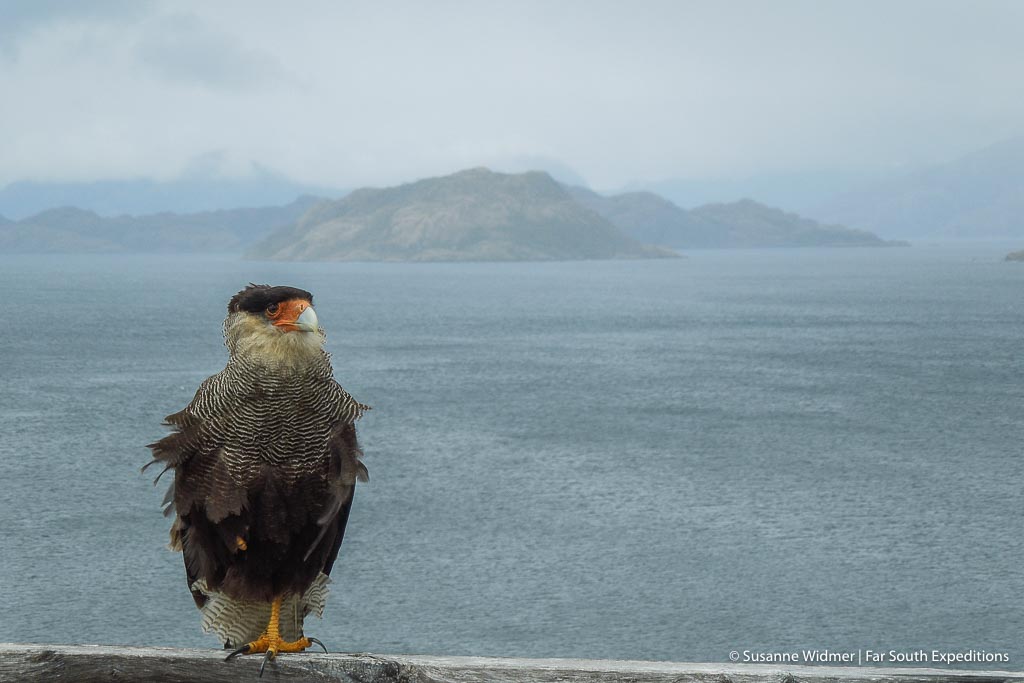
[[248, 168, 676, 262], [0, 197, 319, 253], [2, 168, 905, 257], [1006, 250, 1024, 261], [568, 186, 904, 249]]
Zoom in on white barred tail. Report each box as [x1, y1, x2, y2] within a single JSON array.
[[192, 573, 332, 647]]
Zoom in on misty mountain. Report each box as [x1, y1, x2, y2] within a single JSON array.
[[689, 200, 903, 248], [1006, 250, 1024, 262], [249, 168, 676, 262], [568, 186, 899, 248], [813, 137, 1024, 239], [565, 187, 700, 246], [620, 168, 889, 214], [0, 174, 344, 220], [0, 196, 321, 253], [484, 156, 589, 187]]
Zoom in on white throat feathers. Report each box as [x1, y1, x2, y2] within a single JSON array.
[[223, 311, 326, 369]]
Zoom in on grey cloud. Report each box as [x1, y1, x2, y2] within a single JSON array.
[[1, 1, 1022, 193], [134, 12, 292, 90], [0, 0, 153, 57]]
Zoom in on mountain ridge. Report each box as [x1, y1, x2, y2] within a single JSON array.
[[568, 186, 902, 248], [0, 196, 321, 253], [3, 168, 903, 257], [0, 174, 345, 220], [249, 168, 675, 262], [814, 137, 1024, 239]]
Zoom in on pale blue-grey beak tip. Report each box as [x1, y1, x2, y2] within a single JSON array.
[[296, 306, 319, 333]]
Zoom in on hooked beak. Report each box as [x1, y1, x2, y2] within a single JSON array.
[[270, 300, 319, 333], [295, 305, 319, 333]]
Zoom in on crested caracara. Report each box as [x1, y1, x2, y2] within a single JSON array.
[[146, 284, 369, 676]]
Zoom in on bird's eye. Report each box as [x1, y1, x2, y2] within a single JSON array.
[[266, 303, 280, 317]]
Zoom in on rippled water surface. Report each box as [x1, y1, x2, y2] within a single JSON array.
[[0, 246, 1021, 667]]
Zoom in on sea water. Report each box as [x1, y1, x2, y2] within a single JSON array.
[[0, 245, 1021, 667]]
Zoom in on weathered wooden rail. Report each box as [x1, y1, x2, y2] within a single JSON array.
[[1, 644, 1021, 683]]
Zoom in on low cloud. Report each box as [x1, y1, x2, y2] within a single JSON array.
[[1, 1, 1023, 191], [135, 12, 293, 91], [0, 0, 152, 58]]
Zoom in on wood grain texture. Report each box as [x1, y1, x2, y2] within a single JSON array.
[[1, 644, 1021, 683]]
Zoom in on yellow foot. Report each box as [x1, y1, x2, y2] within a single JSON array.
[[246, 634, 313, 656], [225, 634, 328, 676], [223, 596, 327, 676]]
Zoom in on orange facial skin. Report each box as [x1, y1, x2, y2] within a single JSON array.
[[265, 298, 311, 332]]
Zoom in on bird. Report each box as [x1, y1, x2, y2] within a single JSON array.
[[145, 284, 369, 675]]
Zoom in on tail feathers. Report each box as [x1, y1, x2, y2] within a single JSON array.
[[191, 573, 331, 648]]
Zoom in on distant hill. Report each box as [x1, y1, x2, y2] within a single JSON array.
[[249, 168, 676, 262], [814, 137, 1024, 239], [1006, 250, 1024, 262], [565, 187, 701, 246], [0, 196, 321, 253], [0, 174, 344, 220], [689, 200, 905, 248], [568, 186, 900, 248], [619, 168, 886, 215], [2, 168, 902, 256]]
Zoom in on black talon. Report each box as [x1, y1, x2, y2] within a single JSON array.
[[308, 637, 328, 654], [259, 649, 275, 677], [225, 643, 251, 661]]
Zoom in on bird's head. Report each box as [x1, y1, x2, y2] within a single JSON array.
[[223, 284, 325, 365]]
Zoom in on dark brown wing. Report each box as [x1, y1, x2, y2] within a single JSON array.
[[145, 368, 254, 605], [304, 420, 367, 572]]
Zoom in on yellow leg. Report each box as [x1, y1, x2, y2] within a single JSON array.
[[225, 596, 325, 674]]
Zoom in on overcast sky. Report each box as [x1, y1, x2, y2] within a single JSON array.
[[1, 0, 1022, 191]]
